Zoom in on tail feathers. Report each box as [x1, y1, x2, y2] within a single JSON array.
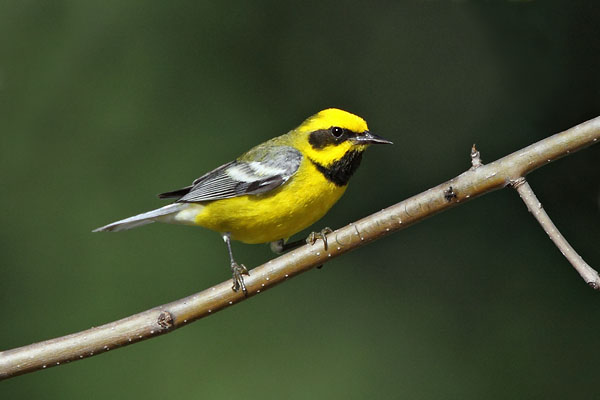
[[93, 203, 186, 232]]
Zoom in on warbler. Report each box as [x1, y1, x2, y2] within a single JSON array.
[[94, 108, 392, 293]]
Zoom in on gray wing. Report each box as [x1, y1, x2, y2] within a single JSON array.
[[172, 145, 302, 203]]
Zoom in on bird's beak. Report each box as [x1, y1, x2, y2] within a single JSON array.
[[351, 131, 393, 145]]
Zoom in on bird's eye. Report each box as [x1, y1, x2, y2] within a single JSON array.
[[331, 126, 344, 138]]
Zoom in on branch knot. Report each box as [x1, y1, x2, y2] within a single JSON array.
[[509, 177, 526, 189], [157, 311, 174, 329]]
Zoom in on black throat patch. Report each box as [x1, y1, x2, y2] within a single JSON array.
[[310, 150, 364, 187]]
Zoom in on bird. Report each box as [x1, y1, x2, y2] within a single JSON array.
[[94, 108, 392, 294]]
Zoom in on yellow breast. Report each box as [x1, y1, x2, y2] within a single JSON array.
[[190, 158, 347, 243]]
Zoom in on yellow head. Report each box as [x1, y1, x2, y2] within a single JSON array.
[[291, 108, 392, 179], [298, 108, 370, 138]]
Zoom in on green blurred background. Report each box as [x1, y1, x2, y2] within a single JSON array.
[[2, 1, 599, 398]]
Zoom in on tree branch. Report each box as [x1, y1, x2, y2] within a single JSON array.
[[513, 178, 600, 287], [2, 116, 599, 380]]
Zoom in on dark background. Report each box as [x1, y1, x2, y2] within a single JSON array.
[[2, 1, 599, 398]]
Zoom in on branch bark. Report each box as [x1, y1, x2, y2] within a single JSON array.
[[513, 179, 600, 287], [2, 116, 599, 380]]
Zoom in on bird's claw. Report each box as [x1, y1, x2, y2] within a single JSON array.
[[231, 262, 249, 295], [306, 227, 333, 251]]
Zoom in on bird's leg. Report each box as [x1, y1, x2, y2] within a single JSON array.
[[269, 228, 333, 270], [222, 233, 248, 295], [306, 227, 333, 251], [270, 238, 305, 254], [270, 227, 334, 255]]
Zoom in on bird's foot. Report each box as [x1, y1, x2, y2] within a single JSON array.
[[231, 262, 249, 295], [306, 227, 333, 251]]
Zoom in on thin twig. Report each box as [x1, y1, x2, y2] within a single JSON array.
[[470, 144, 483, 169], [1, 116, 599, 380], [513, 178, 600, 288]]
